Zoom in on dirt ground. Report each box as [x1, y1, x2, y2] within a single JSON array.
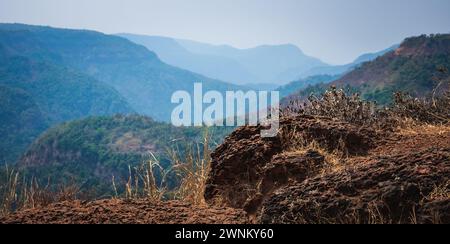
[[0, 199, 249, 224]]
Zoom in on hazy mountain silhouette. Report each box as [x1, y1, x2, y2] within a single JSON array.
[[120, 34, 399, 87], [177, 39, 328, 85], [120, 34, 328, 85], [118, 34, 258, 85]]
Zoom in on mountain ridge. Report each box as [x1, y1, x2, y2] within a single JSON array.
[[298, 44, 399, 79], [120, 33, 328, 85], [0, 23, 245, 122], [332, 34, 450, 103], [283, 34, 449, 105], [117, 33, 259, 85]]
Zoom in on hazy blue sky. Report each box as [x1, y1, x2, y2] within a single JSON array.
[[0, 0, 449, 64]]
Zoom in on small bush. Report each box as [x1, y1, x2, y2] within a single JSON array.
[[391, 90, 449, 124], [282, 70, 449, 129]]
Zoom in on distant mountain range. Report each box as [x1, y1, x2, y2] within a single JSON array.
[[119, 34, 327, 85], [0, 24, 243, 121], [118, 34, 259, 86], [0, 23, 242, 163], [284, 34, 450, 105], [119, 33, 398, 86]]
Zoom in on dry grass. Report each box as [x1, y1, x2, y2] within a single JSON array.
[[392, 86, 450, 125], [0, 165, 80, 217], [396, 119, 450, 136], [115, 152, 168, 202], [426, 181, 450, 202], [281, 126, 348, 173], [112, 130, 213, 206], [2, 130, 214, 218], [282, 141, 346, 174], [169, 131, 212, 206], [278, 199, 399, 224]]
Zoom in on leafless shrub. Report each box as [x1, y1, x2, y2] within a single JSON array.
[[282, 86, 397, 129], [392, 91, 449, 125], [388, 68, 449, 125], [307, 87, 379, 125], [282, 73, 449, 130]]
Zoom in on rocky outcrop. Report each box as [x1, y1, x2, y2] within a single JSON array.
[[205, 115, 450, 224], [243, 150, 326, 215], [204, 115, 379, 214], [260, 147, 450, 224]]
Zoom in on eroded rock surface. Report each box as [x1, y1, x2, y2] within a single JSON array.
[[205, 115, 449, 224], [261, 147, 450, 224], [205, 116, 379, 213]]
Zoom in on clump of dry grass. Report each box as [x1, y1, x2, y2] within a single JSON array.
[[112, 130, 213, 206], [307, 87, 379, 126], [0, 166, 20, 216], [278, 199, 398, 224], [280, 122, 349, 174], [426, 181, 450, 202], [0, 165, 80, 217], [111, 152, 168, 202], [281, 135, 346, 174], [169, 131, 212, 206], [396, 118, 450, 136], [392, 67, 449, 125]]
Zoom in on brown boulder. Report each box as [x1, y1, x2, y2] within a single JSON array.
[[260, 147, 450, 224], [204, 115, 378, 211]]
